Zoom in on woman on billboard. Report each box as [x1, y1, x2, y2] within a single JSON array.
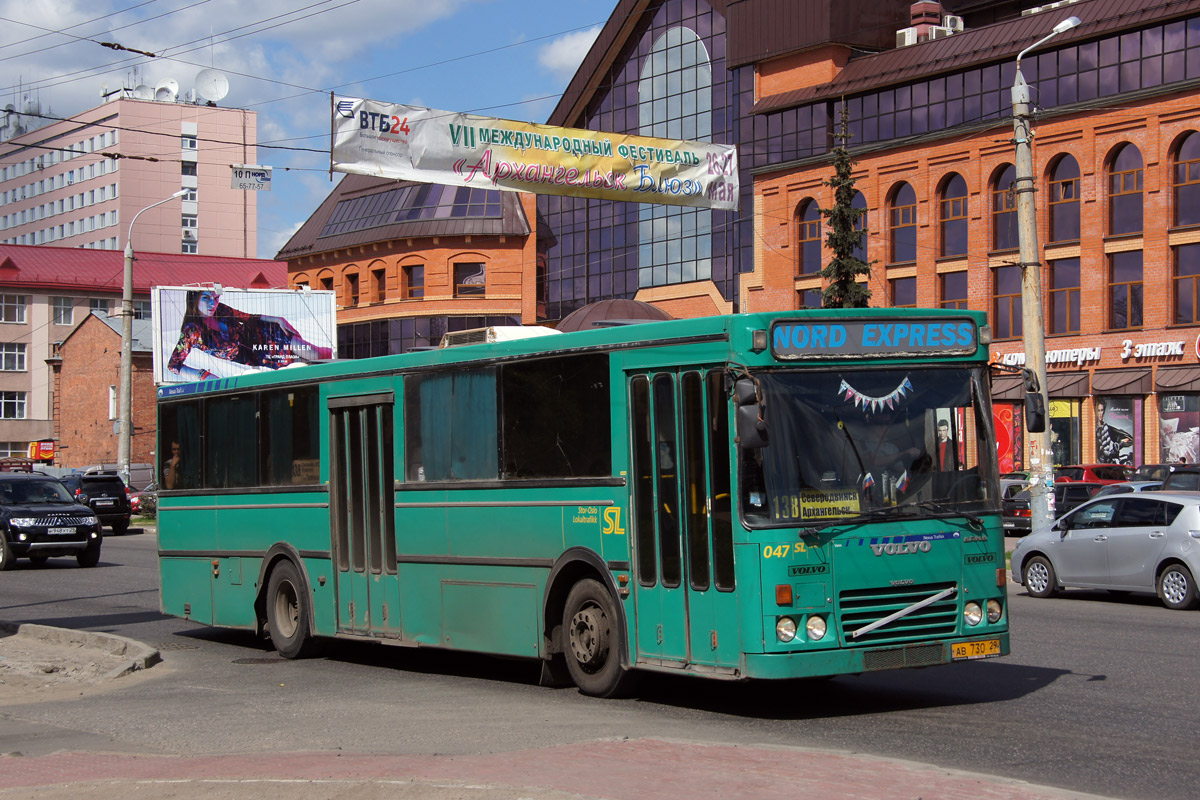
[[167, 289, 332, 380]]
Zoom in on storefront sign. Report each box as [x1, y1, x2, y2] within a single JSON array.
[[332, 97, 740, 211], [1121, 338, 1186, 361], [991, 347, 1102, 368]]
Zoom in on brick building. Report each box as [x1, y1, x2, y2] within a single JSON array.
[[278, 176, 547, 355], [0, 244, 284, 465], [49, 312, 157, 468], [746, 0, 1200, 470]]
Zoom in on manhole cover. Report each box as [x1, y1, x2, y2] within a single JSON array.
[[231, 656, 286, 665]]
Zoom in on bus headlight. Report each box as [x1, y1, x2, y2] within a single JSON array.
[[964, 601, 983, 626], [776, 616, 798, 642], [987, 599, 1003, 623], [806, 615, 827, 641]]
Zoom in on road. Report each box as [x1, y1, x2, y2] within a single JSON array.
[[2, 529, 1198, 800]]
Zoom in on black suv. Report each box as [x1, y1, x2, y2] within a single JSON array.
[[1160, 465, 1200, 491], [0, 473, 102, 569], [59, 472, 132, 534]]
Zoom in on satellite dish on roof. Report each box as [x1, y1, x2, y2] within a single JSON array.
[[132, 84, 154, 100], [194, 69, 229, 103], [154, 78, 179, 102]]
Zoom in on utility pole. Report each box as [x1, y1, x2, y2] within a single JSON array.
[[1011, 15, 1081, 529]]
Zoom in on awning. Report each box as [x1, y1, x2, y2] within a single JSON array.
[[1155, 365, 1200, 392], [1047, 371, 1090, 397], [1092, 368, 1152, 395], [989, 374, 1024, 402]]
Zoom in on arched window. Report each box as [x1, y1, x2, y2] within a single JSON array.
[[938, 173, 968, 257], [851, 191, 868, 263], [1048, 155, 1080, 242], [1108, 143, 1143, 235], [1174, 132, 1200, 227], [991, 164, 1017, 251], [888, 182, 916, 264], [796, 199, 821, 276]]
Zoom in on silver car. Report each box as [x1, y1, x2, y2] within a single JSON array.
[[1011, 490, 1200, 610]]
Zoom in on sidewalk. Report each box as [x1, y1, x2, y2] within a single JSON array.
[[0, 738, 1114, 800]]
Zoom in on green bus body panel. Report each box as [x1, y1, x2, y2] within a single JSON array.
[[156, 308, 1005, 683]]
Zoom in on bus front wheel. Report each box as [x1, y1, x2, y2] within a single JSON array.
[[267, 560, 315, 658], [562, 578, 629, 697]]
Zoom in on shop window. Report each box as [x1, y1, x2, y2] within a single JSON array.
[[938, 173, 967, 257], [1160, 395, 1200, 463], [796, 199, 822, 276], [1108, 143, 1143, 236], [1108, 251, 1143, 330], [991, 164, 1018, 251], [1174, 244, 1200, 324], [1048, 258, 1080, 334], [1049, 399, 1081, 467], [1048, 155, 1081, 242], [887, 182, 916, 264], [1095, 396, 1139, 467], [1173, 132, 1200, 228], [939, 271, 967, 309], [890, 276, 916, 307], [992, 265, 1022, 340]]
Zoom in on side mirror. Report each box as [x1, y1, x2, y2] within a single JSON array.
[[734, 377, 768, 449], [1022, 370, 1046, 433]]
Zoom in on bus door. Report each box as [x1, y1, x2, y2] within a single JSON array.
[[329, 393, 400, 637], [629, 370, 739, 670]]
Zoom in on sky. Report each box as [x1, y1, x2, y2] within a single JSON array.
[[0, 0, 614, 259]]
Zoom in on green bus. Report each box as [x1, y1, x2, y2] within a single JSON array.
[[156, 308, 1010, 696]]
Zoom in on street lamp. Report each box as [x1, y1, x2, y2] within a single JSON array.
[[118, 189, 188, 486], [1011, 15, 1081, 529]]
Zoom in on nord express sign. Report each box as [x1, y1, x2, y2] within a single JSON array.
[[770, 318, 977, 359]]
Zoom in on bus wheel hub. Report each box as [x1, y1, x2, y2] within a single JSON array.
[[569, 607, 607, 665]]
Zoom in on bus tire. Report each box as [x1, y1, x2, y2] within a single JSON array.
[[1023, 555, 1057, 598], [562, 578, 629, 697], [267, 560, 316, 658]]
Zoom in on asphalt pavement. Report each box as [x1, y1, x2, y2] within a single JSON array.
[[0, 534, 1114, 800]]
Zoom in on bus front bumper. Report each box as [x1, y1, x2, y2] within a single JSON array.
[[741, 633, 1010, 680]]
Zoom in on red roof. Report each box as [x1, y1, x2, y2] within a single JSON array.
[[0, 244, 285, 294]]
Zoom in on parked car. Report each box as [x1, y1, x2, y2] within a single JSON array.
[[1012, 490, 1200, 609], [1002, 482, 1104, 536], [1130, 463, 1179, 482], [59, 471, 132, 534], [0, 473, 102, 569], [1054, 464, 1131, 484], [131, 481, 157, 517], [1091, 480, 1162, 498], [1160, 465, 1200, 492]]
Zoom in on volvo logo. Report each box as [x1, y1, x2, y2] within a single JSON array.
[[870, 540, 932, 556]]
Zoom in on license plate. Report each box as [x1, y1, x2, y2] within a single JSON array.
[[95, 499, 114, 506], [951, 639, 1001, 660], [48, 527, 75, 536], [1002, 521, 1015, 528]]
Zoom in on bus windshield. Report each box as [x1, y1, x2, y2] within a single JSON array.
[[740, 366, 999, 527]]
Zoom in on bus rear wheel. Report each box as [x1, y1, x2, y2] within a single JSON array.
[[267, 561, 316, 658], [562, 578, 630, 697]]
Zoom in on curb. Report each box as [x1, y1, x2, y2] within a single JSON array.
[[0, 622, 161, 678]]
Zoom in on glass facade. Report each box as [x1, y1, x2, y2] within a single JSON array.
[[337, 315, 520, 358]]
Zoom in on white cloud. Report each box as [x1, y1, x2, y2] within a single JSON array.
[[538, 26, 600, 81]]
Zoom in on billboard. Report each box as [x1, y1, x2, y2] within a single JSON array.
[[151, 287, 337, 384], [331, 97, 739, 211]]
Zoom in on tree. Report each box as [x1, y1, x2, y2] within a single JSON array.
[[820, 106, 872, 308]]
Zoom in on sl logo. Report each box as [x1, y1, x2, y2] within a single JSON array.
[[602, 507, 626, 535]]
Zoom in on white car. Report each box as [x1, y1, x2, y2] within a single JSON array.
[[1011, 490, 1200, 610]]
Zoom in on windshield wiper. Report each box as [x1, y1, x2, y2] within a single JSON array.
[[797, 498, 983, 538], [897, 498, 983, 529]]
